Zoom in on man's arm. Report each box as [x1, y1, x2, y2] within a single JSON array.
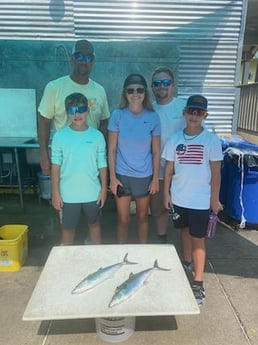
[[38, 115, 51, 175], [163, 160, 174, 210], [149, 135, 160, 194], [99, 118, 108, 142]]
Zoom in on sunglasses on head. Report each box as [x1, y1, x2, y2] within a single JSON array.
[[74, 52, 94, 63], [126, 87, 145, 94], [185, 108, 207, 116], [66, 105, 88, 115], [152, 79, 172, 87]]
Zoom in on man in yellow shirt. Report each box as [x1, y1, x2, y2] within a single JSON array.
[[38, 39, 110, 175]]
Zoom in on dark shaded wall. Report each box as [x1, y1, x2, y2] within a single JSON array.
[[0, 40, 180, 116]]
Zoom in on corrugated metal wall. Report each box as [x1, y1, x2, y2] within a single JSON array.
[[0, 0, 247, 134]]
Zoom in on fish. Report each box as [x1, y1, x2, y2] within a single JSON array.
[[108, 259, 171, 308], [71, 253, 137, 294]]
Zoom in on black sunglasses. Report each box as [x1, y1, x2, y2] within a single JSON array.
[[126, 87, 145, 94], [185, 108, 207, 116]]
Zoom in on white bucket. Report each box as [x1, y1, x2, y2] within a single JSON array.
[[95, 317, 136, 343], [37, 172, 51, 200]]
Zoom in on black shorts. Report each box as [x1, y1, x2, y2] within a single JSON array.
[[116, 174, 152, 198], [61, 201, 101, 230], [172, 205, 210, 238]]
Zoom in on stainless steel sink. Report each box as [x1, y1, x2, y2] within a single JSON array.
[[25, 139, 51, 165]]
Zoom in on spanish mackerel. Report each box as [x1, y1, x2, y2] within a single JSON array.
[[72, 253, 137, 294], [108, 260, 171, 307]]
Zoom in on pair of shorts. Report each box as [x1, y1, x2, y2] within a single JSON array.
[[116, 174, 152, 198], [61, 201, 101, 230], [172, 204, 210, 238], [150, 180, 165, 216]]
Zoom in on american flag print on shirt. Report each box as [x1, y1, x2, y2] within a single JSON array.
[[176, 143, 204, 164]]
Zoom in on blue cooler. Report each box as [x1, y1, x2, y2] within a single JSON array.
[[225, 144, 258, 226]]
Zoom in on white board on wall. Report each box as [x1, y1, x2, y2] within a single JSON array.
[[0, 88, 37, 137]]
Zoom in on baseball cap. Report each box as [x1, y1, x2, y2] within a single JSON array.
[[186, 95, 208, 110], [123, 74, 147, 88], [72, 39, 94, 55]]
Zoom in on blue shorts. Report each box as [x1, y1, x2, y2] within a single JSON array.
[[116, 174, 152, 198], [172, 205, 210, 238], [61, 201, 101, 230]]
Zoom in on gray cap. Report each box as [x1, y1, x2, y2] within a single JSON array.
[[186, 95, 208, 110], [123, 74, 147, 88], [72, 39, 94, 55]]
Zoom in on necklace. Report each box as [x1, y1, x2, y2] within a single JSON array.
[[183, 128, 204, 141]]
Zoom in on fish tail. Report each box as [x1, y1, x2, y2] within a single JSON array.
[[154, 259, 171, 271], [123, 252, 138, 265]]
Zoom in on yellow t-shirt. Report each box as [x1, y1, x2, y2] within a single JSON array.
[[38, 76, 110, 130]]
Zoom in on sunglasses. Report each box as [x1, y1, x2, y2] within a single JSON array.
[[185, 108, 207, 116], [66, 105, 88, 115], [74, 53, 94, 63], [152, 79, 172, 87], [126, 87, 145, 94]]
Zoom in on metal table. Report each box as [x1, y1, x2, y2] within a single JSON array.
[[0, 137, 38, 208]]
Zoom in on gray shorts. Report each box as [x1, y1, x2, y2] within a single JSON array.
[[116, 174, 152, 198], [172, 205, 210, 238], [61, 201, 101, 230]]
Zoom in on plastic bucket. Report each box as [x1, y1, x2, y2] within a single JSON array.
[[37, 172, 51, 199], [95, 317, 136, 343]]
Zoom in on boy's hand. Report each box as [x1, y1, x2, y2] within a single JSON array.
[[98, 189, 107, 208], [52, 193, 63, 211], [211, 199, 223, 214], [164, 194, 173, 210]]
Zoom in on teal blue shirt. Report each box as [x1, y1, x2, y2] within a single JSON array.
[[51, 126, 107, 202]]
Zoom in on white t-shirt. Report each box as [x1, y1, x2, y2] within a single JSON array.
[[162, 129, 223, 209], [153, 97, 186, 179]]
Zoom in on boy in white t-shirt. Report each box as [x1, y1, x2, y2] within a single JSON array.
[[163, 95, 223, 305]]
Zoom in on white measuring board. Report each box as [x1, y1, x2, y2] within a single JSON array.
[[0, 88, 37, 138], [23, 244, 200, 320]]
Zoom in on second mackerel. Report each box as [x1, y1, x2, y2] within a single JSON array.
[[109, 260, 171, 307], [72, 253, 137, 294]]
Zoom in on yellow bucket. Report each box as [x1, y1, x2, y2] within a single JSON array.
[[0, 224, 28, 272]]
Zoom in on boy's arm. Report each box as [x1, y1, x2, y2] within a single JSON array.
[[108, 131, 121, 195], [98, 167, 108, 208], [163, 160, 174, 210], [51, 164, 63, 211], [210, 160, 223, 214]]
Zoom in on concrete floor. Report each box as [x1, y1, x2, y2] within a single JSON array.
[[0, 193, 258, 345]]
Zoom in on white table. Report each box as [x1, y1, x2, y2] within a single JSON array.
[[23, 244, 199, 321]]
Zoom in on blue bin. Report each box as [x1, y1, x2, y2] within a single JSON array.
[[219, 156, 229, 206], [225, 156, 258, 225]]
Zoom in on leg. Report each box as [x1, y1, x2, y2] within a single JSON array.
[[135, 195, 150, 243], [191, 236, 206, 305], [150, 180, 168, 238], [60, 203, 81, 245], [115, 195, 132, 244], [154, 210, 169, 236], [88, 220, 102, 244], [192, 236, 206, 282], [181, 226, 193, 263], [61, 228, 75, 245]]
